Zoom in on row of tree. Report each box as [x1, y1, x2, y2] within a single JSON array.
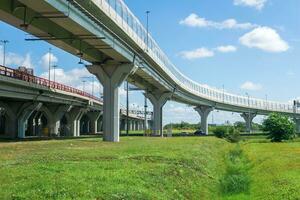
[[164, 121, 263, 132]]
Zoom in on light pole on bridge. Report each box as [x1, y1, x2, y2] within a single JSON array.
[[146, 10, 150, 52], [48, 48, 52, 82], [81, 76, 95, 96], [0, 40, 9, 66], [52, 65, 58, 82], [245, 92, 251, 133]]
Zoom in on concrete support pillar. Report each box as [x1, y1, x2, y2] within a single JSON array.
[[195, 105, 214, 135], [294, 118, 300, 133], [0, 102, 18, 138], [240, 112, 257, 133], [145, 92, 172, 137], [69, 107, 86, 137], [87, 63, 137, 142], [129, 120, 133, 131], [49, 105, 73, 136], [17, 103, 43, 138], [87, 111, 102, 134]]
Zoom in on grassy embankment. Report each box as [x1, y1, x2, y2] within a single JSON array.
[[0, 136, 299, 199]]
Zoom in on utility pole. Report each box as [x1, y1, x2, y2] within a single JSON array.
[[92, 76, 95, 96], [246, 92, 251, 133], [53, 65, 58, 82], [48, 48, 52, 82], [146, 11, 150, 51], [82, 80, 86, 91], [126, 81, 129, 136], [0, 40, 9, 66], [144, 95, 148, 135], [222, 84, 225, 103]]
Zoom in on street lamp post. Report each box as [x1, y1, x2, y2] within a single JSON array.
[[144, 95, 148, 135], [82, 80, 86, 91], [222, 84, 225, 103], [146, 11, 150, 51], [126, 81, 129, 136], [0, 40, 9, 66], [48, 48, 52, 82], [246, 92, 251, 133], [53, 65, 58, 82]]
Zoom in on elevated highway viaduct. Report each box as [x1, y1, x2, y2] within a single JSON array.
[[0, 65, 151, 139], [0, 0, 299, 141]]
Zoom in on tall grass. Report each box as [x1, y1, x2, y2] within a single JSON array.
[[220, 145, 252, 196]]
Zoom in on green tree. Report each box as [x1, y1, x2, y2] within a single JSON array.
[[263, 113, 296, 142]]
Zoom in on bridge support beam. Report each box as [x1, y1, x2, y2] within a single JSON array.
[[241, 112, 257, 133], [195, 106, 214, 135], [87, 111, 102, 134], [145, 92, 172, 137], [87, 63, 137, 142]]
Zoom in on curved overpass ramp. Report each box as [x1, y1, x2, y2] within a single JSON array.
[[0, 0, 298, 141]]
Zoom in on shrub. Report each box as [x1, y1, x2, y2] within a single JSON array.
[[213, 126, 228, 138], [263, 113, 296, 142], [226, 128, 241, 143]]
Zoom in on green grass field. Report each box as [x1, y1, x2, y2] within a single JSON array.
[[0, 137, 299, 200]]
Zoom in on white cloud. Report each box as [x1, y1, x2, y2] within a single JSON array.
[[0, 46, 34, 68], [179, 13, 256, 29], [239, 27, 289, 52], [40, 67, 102, 97], [180, 48, 214, 60], [240, 81, 263, 91], [216, 45, 237, 53], [234, 0, 267, 10], [39, 52, 58, 71]]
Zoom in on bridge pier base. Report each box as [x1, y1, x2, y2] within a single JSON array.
[[87, 112, 102, 134], [49, 105, 72, 136], [241, 112, 257, 133], [87, 63, 137, 142], [69, 108, 85, 137], [145, 92, 172, 137], [195, 106, 214, 135], [293, 118, 300, 133], [17, 103, 43, 138]]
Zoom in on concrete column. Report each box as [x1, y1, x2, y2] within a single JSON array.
[[17, 103, 43, 138], [0, 103, 17, 138], [87, 63, 137, 142], [294, 118, 300, 133], [145, 91, 172, 137], [129, 120, 133, 131], [87, 111, 102, 134], [49, 105, 73, 136], [195, 105, 214, 135], [135, 121, 139, 131], [241, 112, 257, 133], [68, 107, 86, 137]]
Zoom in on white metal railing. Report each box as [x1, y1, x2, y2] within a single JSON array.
[[88, 0, 295, 114]]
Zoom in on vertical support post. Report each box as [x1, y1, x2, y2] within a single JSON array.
[[87, 63, 137, 142], [87, 111, 102, 134], [194, 105, 214, 135], [17, 103, 43, 138], [240, 112, 257, 133], [294, 118, 300, 134], [145, 91, 171, 137]]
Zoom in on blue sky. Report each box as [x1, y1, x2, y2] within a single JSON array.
[[0, 0, 299, 125]]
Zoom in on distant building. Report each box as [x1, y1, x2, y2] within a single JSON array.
[[17, 66, 34, 75]]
